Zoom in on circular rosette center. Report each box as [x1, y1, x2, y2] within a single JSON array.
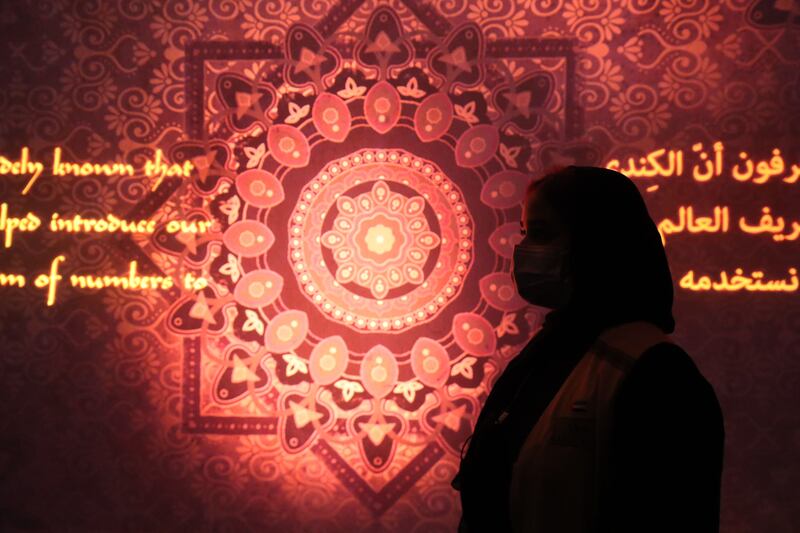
[[289, 149, 473, 332]]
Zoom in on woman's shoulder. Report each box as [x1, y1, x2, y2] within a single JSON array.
[[633, 341, 699, 376], [617, 341, 722, 419]]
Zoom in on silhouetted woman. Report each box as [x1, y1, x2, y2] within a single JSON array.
[[451, 166, 724, 532]]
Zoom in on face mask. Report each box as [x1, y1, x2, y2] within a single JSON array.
[[511, 242, 571, 309]]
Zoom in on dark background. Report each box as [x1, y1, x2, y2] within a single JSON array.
[[0, 1, 799, 531]]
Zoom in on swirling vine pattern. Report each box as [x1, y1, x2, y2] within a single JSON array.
[[0, 0, 798, 531]]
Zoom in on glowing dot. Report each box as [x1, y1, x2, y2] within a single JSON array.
[[467, 328, 484, 345], [249, 283, 265, 297], [239, 230, 256, 247], [423, 356, 440, 373], [250, 181, 266, 195], [320, 354, 337, 371], [279, 136, 295, 152], [322, 108, 338, 124], [371, 366, 388, 382], [277, 325, 293, 341], [374, 97, 391, 113]]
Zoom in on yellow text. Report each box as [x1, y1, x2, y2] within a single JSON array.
[[0, 202, 41, 248], [0, 272, 26, 287], [49, 213, 156, 234], [33, 255, 66, 306], [607, 141, 800, 185], [679, 267, 798, 292], [52, 147, 135, 183], [70, 260, 174, 292], [0, 147, 44, 195], [657, 204, 800, 245], [146, 149, 194, 191]]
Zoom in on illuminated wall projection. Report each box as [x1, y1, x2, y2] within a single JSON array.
[[0, 1, 798, 532]]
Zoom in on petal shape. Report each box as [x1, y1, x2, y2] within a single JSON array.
[[359, 345, 398, 399], [371, 275, 390, 299], [235, 169, 284, 208], [455, 124, 499, 168], [223, 221, 274, 257], [267, 124, 310, 168], [336, 195, 357, 216], [407, 248, 426, 264], [479, 272, 528, 311], [335, 262, 357, 283], [334, 248, 352, 262], [309, 336, 348, 385], [411, 337, 450, 388], [233, 269, 283, 308], [481, 170, 527, 209], [415, 92, 453, 142], [404, 264, 424, 284], [371, 180, 390, 204], [452, 312, 496, 356], [387, 267, 403, 286], [321, 230, 345, 248], [387, 193, 404, 212], [364, 80, 401, 134], [356, 266, 374, 285], [265, 310, 308, 353], [489, 222, 524, 258], [404, 196, 425, 216], [334, 217, 352, 232], [312, 92, 351, 142], [416, 231, 440, 249]]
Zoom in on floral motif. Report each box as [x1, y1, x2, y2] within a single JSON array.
[[322, 180, 440, 299]]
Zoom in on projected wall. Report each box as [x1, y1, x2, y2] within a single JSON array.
[[0, 1, 798, 532]]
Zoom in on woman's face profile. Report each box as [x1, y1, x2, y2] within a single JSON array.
[[520, 189, 569, 248]]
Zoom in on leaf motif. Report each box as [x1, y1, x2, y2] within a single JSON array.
[[495, 312, 519, 338], [499, 143, 521, 168], [285, 101, 310, 124], [450, 356, 477, 380], [282, 353, 308, 377], [454, 101, 479, 124], [336, 77, 366, 99], [242, 309, 265, 335], [219, 195, 241, 224], [524, 310, 541, 331], [397, 77, 425, 99], [243, 143, 266, 169], [219, 253, 241, 283], [243, 61, 262, 81], [188, 300, 210, 320], [393, 380, 424, 403], [334, 379, 365, 402]]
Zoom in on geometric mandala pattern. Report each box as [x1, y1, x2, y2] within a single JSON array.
[[151, 0, 578, 516]]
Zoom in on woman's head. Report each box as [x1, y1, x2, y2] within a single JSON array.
[[514, 165, 676, 334]]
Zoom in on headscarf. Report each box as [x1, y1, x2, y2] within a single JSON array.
[[452, 165, 676, 531]]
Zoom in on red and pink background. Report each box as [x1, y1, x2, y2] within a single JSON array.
[[0, 1, 798, 531]]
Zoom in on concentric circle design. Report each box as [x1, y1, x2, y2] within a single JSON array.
[[288, 148, 473, 332]]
